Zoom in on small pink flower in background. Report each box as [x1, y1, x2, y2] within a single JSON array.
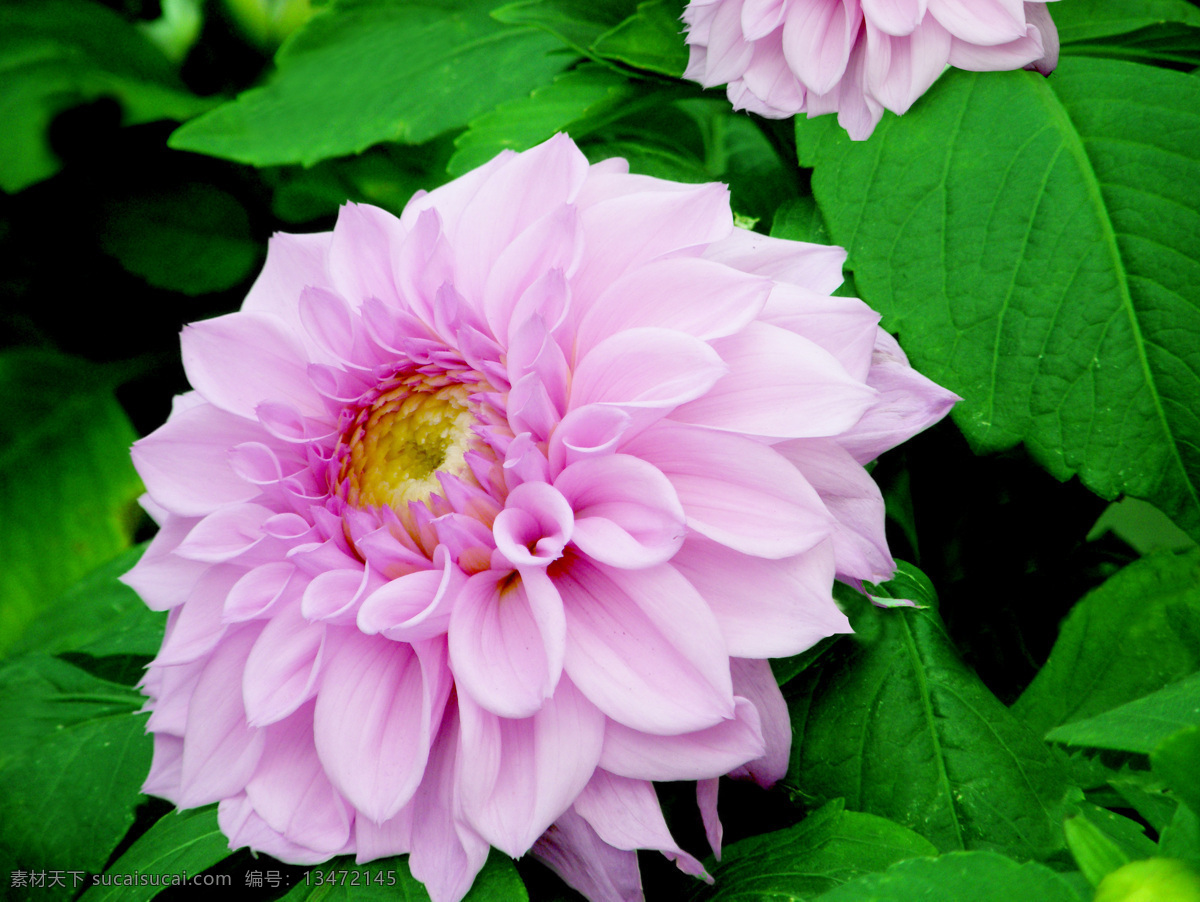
[[124, 133, 955, 902], [682, 0, 1060, 139]]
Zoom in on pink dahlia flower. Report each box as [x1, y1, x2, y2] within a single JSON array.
[[125, 134, 955, 902], [682, 0, 1061, 139]]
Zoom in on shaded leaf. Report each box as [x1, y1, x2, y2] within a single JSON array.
[[79, 807, 231, 902], [7, 545, 163, 660], [99, 183, 259, 295], [0, 655, 150, 892], [170, 0, 575, 166], [491, 0, 638, 58], [1013, 550, 1200, 737], [1046, 672, 1200, 754], [0, 350, 143, 657], [693, 800, 937, 901], [784, 566, 1075, 858], [1051, 0, 1200, 43], [590, 0, 689, 76], [1064, 803, 1156, 886], [0, 0, 211, 192], [796, 59, 1200, 542]]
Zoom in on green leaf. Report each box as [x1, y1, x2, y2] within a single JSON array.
[[693, 800, 937, 901], [783, 567, 1075, 858], [1153, 726, 1200, 822], [7, 545, 164, 660], [491, 0, 638, 58], [1161, 802, 1200, 871], [771, 195, 834, 247], [795, 58, 1200, 542], [98, 183, 260, 295], [0, 350, 143, 657], [1051, 0, 1200, 43], [0, 655, 150, 889], [79, 807, 231, 902], [0, 0, 211, 192], [448, 63, 641, 176], [1065, 24, 1200, 68], [590, 0, 689, 76], [1046, 672, 1200, 754], [811, 851, 1087, 902], [1012, 550, 1200, 738], [280, 849, 527, 900], [170, 0, 576, 167]]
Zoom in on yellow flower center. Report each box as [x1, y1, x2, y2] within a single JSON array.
[[343, 380, 476, 510]]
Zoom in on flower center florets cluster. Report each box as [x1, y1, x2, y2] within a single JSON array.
[[336, 371, 482, 511]]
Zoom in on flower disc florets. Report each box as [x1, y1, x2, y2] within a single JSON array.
[[682, 0, 1060, 139], [125, 134, 956, 902]]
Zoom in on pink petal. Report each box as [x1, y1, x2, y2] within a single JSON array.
[[759, 286, 880, 382], [862, 0, 928, 35], [1023, 2, 1058, 74], [218, 793, 343, 865], [313, 635, 450, 822], [776, 438, 895, 582], [836, 329, 959, 464], [142, 734, 184, 804], [244, 703, 351, 855], [559, 558, 734, 734], [599, 696, 765, 781], [175, 503, 273, 563], [575, 257, 771, 357], [448, 568, 565, 718], [782, 0, 864, 95], [181, 312, 324, 420], [865, 18, 952, 115], [702, 0, 756, 85], [672, 536, 851, 657], [698, 778, 723, 859], [703, 227, 848, 295], [947, 24, 1044, 69], [133, 403, 265, 517], [121, 512, 208, 611], [623, 422, 831, 559], [533, 808, 645, 902], [555, 455, 686, 569], [673, 322, 877, 438], [927, 0, 1026, 44], [569, 327, 727, 417], [407, 709, 491, 902], [727, 657, 793, 787], [153, 567, 238, 666], [242, 230, 333, 328], [356, 548, 465, 641], [742, 0, 787, 40], [493, 482, 575, 569], [457, 678, 604, 856], [326, 203, 406, 307], [179, 626, 265, 807], [242, 602, 328, 726], [574, 771, 709, 880]]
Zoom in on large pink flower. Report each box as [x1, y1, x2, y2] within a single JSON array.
[[682, 0, 1060, 139], [125, 134, 955, 902]]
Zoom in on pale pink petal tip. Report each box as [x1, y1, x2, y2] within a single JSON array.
[[127, 132, 953, 902], [682, 0, 1057, 138]]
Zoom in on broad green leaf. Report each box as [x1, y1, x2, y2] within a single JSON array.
[[0, 0, 211, 192], [812, 851, 1086, 902], [1012, 550, 1200, 737], [795, 58, 1200, 542], [0, 655, 150, 890], [1051, 0, 1200, 43], [693, 800, 937, 901], [1153, 726, 1200, 822], [783, 568, 1075, 858], [7, 545, 163, 660], [1046, 671, 1200, 753], [0, 350, 143, 656], [281, 849, 527, 900], [771, 195, 833, 247], [99, 183, 260, 295], [491, 0, 639, 57], [1092, 858, 1200, 902], [170, 0, 575, 167], [448, 64, 641, 175], [79, 807, 231, 902], [590, 0, 689, 76]]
